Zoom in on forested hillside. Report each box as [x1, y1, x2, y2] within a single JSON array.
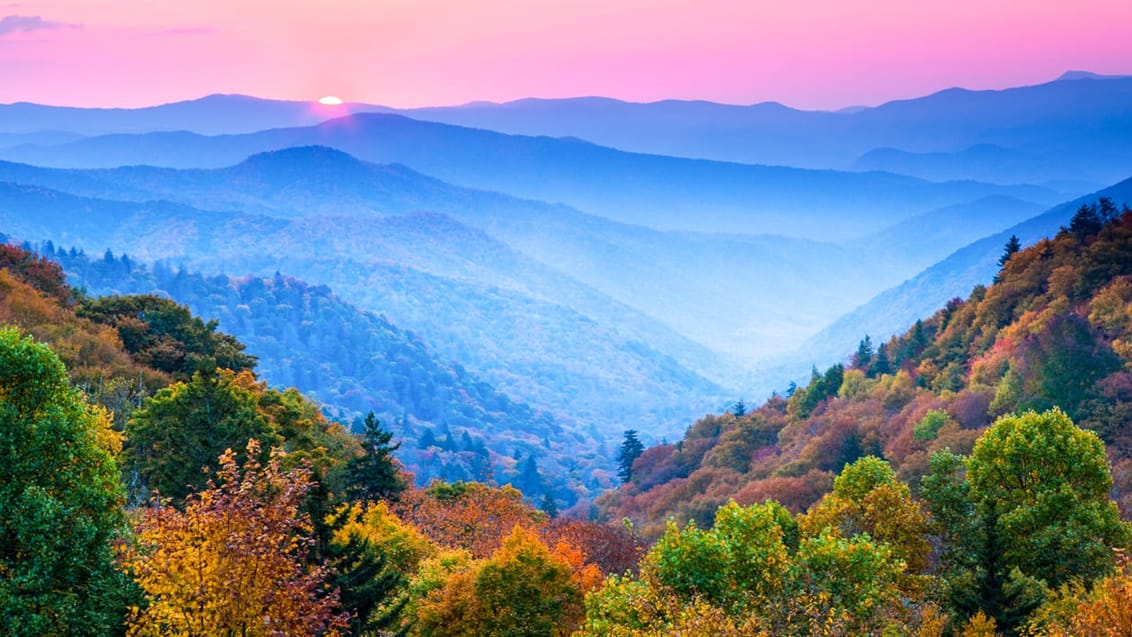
[[7, 241, 615, 508], [0, 240, 642, 636], [5, 231, 1132, 635], [601, 199, 1132, 536]]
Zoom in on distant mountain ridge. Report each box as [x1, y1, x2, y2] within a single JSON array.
[[0, 93, 391, 135], [5, 72, 1128, 189], [0, 114, 1068, 239], [379, 74, 1132, 185]]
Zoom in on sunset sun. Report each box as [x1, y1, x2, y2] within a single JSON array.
[[317, 95, 343, 105]]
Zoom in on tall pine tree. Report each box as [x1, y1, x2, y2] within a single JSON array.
[[345, 413, 405, 503], [617, 430, 645, 483]]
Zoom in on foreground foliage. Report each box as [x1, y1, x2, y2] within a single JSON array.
[[0, 327, 129, 636], [119, 441, 349, 637]]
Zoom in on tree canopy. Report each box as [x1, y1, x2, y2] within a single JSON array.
[[0, 327, 129, 636]]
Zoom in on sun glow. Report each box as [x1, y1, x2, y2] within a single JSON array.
[[318, 95, 344, 105]]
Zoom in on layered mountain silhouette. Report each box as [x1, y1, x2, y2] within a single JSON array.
[[0, 114, 1066, 238]]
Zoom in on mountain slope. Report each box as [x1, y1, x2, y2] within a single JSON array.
[[797, 176, 1132, 370], [846, 195, 1047, 274], [599, 199, 1132, 536], [53, 248, 616, 496]]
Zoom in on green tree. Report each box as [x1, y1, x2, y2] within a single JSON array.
[[932, 409, 1132, 631], [617, 429, 645, 483], [913, 409, 952, 442], [77, 294, 256, 379], [921, 450, 985, 621], [124, 369, 278, 501], [782, 529, 904, 635], [967, 409, 1130, 590], [344, 412, 406, 504], [869, 342, 891, 377], [853, 335, 874, 369], [0, 327, 129, 636], [800, 456, 931, 574], [411, 526, 584, 637], [326, 529, 408, 637]]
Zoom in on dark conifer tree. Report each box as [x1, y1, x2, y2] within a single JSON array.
[[853, 335, 874, 369], [344, 413, 405, 504], [515, 454, 543, 497], [994, 234, 1022, 283], [997, 235, 1021, 268], [870, 342, 891, 377], [1068, 203, 1103, 241], [617, 430, 645, 483], [326, 531, 407, 637]]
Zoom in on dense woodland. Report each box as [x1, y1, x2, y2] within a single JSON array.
[[8, 239, 616, 511], [599, 199, 1132, 534], [2, 203, 1132, 636]]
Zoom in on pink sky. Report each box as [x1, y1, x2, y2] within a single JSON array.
[[2, 0, 1131, 110]]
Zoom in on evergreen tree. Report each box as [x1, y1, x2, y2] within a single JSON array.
[[869, 342, 891, 377], [997, 235, 1022, 268], [1067, 202, 1104, 241], [326, 531, 407, 637], [728, 398, 747, 417], [853, 335, 874, 369], [994, 234, 1022, 282], [515, 454, 543, 498], [344, 413, 405, 504], [617, 430, 645, 483]]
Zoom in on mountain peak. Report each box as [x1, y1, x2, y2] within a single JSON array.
[[228, 145, 374, 181], [243, 144, 359, 162]]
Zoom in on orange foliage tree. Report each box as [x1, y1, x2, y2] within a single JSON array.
[[119, 440, 348, 636], [395, 481, 544, 558]]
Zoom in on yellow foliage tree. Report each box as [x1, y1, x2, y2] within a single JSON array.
[[330, 500, 435, 574], [120, 440, 348, 636]]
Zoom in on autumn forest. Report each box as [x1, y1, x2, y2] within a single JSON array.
[[2, 188, 1132, 636]]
